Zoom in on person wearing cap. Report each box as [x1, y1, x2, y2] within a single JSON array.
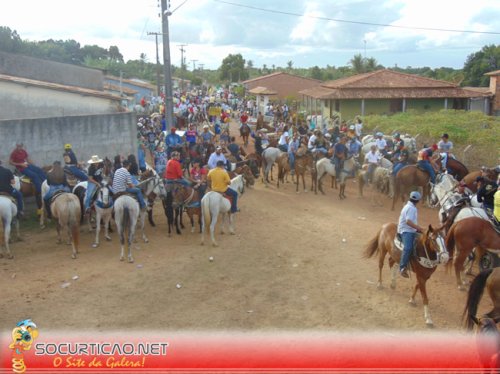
[[375, 132, 388, 157], [63, 144, 88, 181], [364, 145, 381, 184], [391, 140, 409, 177], [189, 159, 207, 198], [354, 117, 363, 139], [200, 124, 214, 145], [85, 155, 106, 212], [417, 144, 438, 184], [437, 133, 454, 173], [398, 191, 425, 278], [347, 135, 362, 157], [227, 137, 242, 162], [164, 151, 191, 187], [43, 161, 71, 218], [0, 160, 24, 218], [476, 176, 497, 214], [165, 127, 183, 158], [9, 142, 47, 194], [185, 123, 198, 149], [207, 146, 227, 170], [207, 160, 239, 213], [112, 160, 147, 210], [307, 129, 320, 151], [154, 144, 168, 176]]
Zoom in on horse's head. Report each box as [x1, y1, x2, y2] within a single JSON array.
[[422, 225, 449, 265], [97, 182, 112, 207], [231, 175, 245, 195]]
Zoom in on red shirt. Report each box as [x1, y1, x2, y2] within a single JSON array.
[[10, 148, 28, 171], [165, 159, 183, 180], [240, 114, 248, 123], [190, 167, 207, 182]]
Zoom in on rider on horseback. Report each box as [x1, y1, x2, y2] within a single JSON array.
[[476, 176, 498, 215], [44, 161, 71, 219], [398, 191, 425, 278], [164, 151, 191, 187], [0, 160, 23, 218], [165, 127, 183, 159], [207, 160, 239, 213], [330, 135, 348, 177], [391, 138, 409, 177], [85, 155, 106, 213], [9, 142, 47, 195], [288, 133, 301, 176], [437, 133, 454, 173], [417, 144, 438, 184], [112, 160, 147, 211], [63, 144, 88, 182]]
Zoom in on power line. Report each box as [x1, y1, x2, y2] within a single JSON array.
[[213, 0, 500, 35]]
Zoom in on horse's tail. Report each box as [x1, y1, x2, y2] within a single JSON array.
[[445, 222, 457, 273], [463, 268, 493, 330], [68, 198, 80, 250], [363, 228, 382, 259], [201, 194, 211, 230]]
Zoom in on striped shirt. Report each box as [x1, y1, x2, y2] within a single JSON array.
[[112, 167, 132, 193]]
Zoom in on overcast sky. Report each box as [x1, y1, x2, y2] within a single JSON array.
[[1, 0, 499, 71]]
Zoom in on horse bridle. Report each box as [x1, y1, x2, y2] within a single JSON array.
[[417, 232, 449, 268]]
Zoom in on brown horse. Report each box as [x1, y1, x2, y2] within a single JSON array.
[[16, 165, 51, 213], [276, 153, 291, 188], [169, 184, 203, 234], [445, 217, 500, 290], [295, 152, 314, 193], [239, 123, 251, 147], [391, 165, 431, 211], [461, 169, 498, 194], [364, 223, 448, 326], [50, 192, 81, 259], [435, 156, 469, 181]]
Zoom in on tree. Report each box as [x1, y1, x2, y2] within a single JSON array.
[[287, 60, 293, 71], [219, 53, 248, 82], [462, 44, 500, 87], [108, 46, 124, 63], [246, 60, 253, 69], [350, 54, 365, 74], [310, 66, 323, 80], [0, 26, 23, 53]]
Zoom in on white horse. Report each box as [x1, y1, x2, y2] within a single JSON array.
[[201, 175, 245, 247], [315, 157, 358, 198], [261, 147, 283, 185], [50, 193, 81, 259], [113, 195, 144, 263], [92, 181, 114, 248], [0, 195, 19, 259]]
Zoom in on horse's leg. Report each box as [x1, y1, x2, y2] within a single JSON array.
[[175, 208, 181, 235], [56, 220, 62, 244], [179, 207, 185, 230], [40, 199, 46, 228], [3, 219, 13, 259], [229, 213, 235, 235], [389, 257, 397, 289], [189, 211, 195, 233], [128, 218, 137, 263], [92, 209, 101, 248], [302, 173, 307, 192], [415, 276, 433, 326], [140, 211, 149, 243], [210, 212, 218, 247], [104, 211, 112, 241], [377, 248, 386, 289]]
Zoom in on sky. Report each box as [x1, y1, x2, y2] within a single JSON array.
[[0, 0, 499, 71]]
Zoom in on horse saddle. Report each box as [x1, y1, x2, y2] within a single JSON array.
[[394, 233, 419, 253], [113, 191, 139, 204], [63, 167, 80, 187], [49, 190, 67, 204], [19, 175, 32, 184], [216, 191, 233, 205]]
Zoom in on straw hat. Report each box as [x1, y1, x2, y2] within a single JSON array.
[[87, 155, 103, 164]]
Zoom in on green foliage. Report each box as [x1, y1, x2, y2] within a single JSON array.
[[219, 53, 248, 82], [363, 110, 500, 147], [462, 44, 500, 87]]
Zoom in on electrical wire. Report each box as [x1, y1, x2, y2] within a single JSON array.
[[213, 0, 500, 35]]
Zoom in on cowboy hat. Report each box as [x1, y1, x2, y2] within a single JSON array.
[[87, 155, 103, 164], [64, 143, 72, 150], [258, 128, 268, 133], [203, 124, 209, 129]]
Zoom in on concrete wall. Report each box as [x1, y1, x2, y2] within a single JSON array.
[[0, 113, 137, 169], [0, 80, 121, 120], [0, 51, 103, 90]]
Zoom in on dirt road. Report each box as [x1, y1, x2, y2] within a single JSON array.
[[0, 126, 491, 334]]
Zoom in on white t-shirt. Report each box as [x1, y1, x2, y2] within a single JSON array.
[[365, 151, 380, 164], [279, 131, 289, 146], [355, 123, 363, 137], [308, 134, 317, 149], [376, 138, 387, 151]]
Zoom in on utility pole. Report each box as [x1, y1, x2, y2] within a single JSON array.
[[191, 59, 198, 71], [161, 0, 174, 132], [147, 31, 162, 96], [178, 44, 187, 92]]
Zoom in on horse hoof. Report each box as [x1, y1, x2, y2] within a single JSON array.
[[92, 243, 99, 248], [105, 236, 111, 241], [230, 231, 235, 235], [128, 257, 134, 263], [120, 256, 125, 262], [7, 254, 14, 260], [144, 238, 149, 243], [212, 243, 218, 247], [304, 189, 308, 193], [458, 285, 466, 291], [71, 254, 77, 259], [408, 299, 417, 306], [40, 225, 46, 230], [426, 320, 434, 328], [390, 282, 396, 290], [377, 283, 383, 290]]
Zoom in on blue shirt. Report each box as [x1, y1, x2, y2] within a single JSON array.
[[348, 139, 362, 155], [165, 133, 182, 148], [398, 201, 418, 234], [137, 147, 146, 169]]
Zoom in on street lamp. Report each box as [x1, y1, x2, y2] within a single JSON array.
[[161, 0, 174, 131]]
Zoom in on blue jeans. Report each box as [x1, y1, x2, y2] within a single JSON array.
[[392, 161, 407, 176], [365, 163, 377, 183], [400, 231, 416, 271], [165, 179, 191, 187], [279, 144, 288, 152], [126, 187, 146, 209], [332, 157, 343, 176], [44, 184, 71, 206], [67, 165, 88, 181], [84, 182, 98, 210], [22, 164, 46, 193], [417, 160, 435, 183], [11, 188, 23, 213], [288, 153, 295, 171], [224, 187, 238, 213]]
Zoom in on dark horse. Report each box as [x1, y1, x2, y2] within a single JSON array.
[[463, 267, 500, 371], [239, 123, 251, 147], [161, 183, 185, 236], [445, 217, 500, 290], [392, 165, 433, 211], [172, 184, 203, 233], [364, 223, 448, 326], [435, 156, 469, 181]]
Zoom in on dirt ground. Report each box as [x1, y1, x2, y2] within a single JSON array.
[[0, 122, 493, 334]]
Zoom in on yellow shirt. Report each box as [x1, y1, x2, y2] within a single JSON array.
[[207, 167, 230, 193], [494, 190, 500, 221]]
